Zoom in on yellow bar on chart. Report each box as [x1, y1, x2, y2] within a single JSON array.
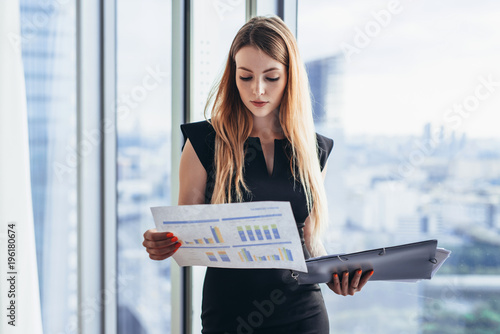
[[283, 247, 289, 261], [214, 226, 224, 243]]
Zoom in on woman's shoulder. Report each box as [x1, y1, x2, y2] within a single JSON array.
[[180, 119, 216, 143], [315, 133, 334, 170], [180, 120, 216, 171], [180, 119, 214, 134], [316, 133, 334, 153]]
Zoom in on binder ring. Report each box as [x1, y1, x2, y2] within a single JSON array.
[[337, 255, 348, 262], [378, 248, 386, 256], [291, 271, 299, 281]]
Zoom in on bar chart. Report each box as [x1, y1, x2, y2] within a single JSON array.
[[183, 226, 225, 245], [205, 250, 231, 262], [152, 201, 308, 272], [237, 247, 294, 262], [218, 251, 231, 262], [237, 224, 281, 242], [206, 252, 217, 262]]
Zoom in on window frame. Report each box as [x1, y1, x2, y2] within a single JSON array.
[[76, 1, 105, 334], [76, 0, 117, 333]]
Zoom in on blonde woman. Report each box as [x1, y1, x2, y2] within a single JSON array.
[[143, 16, 373, 333]]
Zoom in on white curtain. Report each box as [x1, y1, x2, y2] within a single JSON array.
[[0, 0, 44, 333]]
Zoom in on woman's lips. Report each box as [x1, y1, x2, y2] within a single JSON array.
[[251, 101, 268, 107]]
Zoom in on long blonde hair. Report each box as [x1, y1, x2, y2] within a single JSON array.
[[205, 16, 328, 252]]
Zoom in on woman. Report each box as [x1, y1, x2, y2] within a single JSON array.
[[143, 15, 373, 333]]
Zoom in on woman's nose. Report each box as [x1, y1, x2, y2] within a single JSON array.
[[253, 79, 265, 96]]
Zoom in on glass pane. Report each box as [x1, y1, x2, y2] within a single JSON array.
[[256, 0, 278, 16], [191, 0, 247, 122], [298, 0, 500, 333], [117, 0, 172, 333], [20, 0, 78, 333], [190, 1, 246, 331]]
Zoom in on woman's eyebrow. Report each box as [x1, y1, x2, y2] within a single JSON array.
[[237, 66, 280, 73]]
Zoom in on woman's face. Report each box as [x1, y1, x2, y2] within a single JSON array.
[[234, 46, 287, 121]]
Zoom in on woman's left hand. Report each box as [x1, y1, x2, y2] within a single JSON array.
[[327, 269, 373, 296]]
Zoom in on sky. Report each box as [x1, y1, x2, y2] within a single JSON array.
[[297, 0, 500, 138]]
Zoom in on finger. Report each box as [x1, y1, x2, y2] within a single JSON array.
[[146, 242, 181, 257], [144, 229, 175, 241], [357, 270, 374, 291], [330, 273, 341, 295], [149, 248, 178, 261], [348, 269, 362, 296], [143, 236, 179, 249], [341, 272, 349, 296]]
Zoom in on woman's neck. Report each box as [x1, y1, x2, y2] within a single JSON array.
[[250, 109, 284, 141]]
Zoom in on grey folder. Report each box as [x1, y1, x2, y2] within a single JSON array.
[[293, 239, 444, 285]]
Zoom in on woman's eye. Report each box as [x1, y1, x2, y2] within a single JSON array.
[[239, 76, 279, 82]]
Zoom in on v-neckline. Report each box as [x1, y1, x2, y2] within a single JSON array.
[[247, 137, 285, 178]]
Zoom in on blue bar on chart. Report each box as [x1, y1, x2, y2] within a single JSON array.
[[246, 225, 255, 241], [206, 252, 218, 262], [271, 224, 280, 239], [254, 225, 264, 240], [238, 247, 294, 262], [239, 248, 253, 262], [237, 226, 247, 241], [263, 225, 272, 240], [210, 226, 224, 243], [185, 236, 216, 245], [218, 251, 231, 262]]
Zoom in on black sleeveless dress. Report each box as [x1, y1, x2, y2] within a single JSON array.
[[181, 120, 334, 334]]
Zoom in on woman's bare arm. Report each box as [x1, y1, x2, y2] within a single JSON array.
[[178, 139, 207, 205], [143, 139, 207, 260]]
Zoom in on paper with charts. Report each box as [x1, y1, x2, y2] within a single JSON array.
[[150, 201, 307, 272]]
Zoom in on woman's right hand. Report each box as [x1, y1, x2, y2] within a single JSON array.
[[143, 229, 181, 260]]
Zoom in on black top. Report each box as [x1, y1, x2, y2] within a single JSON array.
[[181, 120, 334, 333]]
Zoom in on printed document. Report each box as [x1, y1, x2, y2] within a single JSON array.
[[151, 201, 307, 272]]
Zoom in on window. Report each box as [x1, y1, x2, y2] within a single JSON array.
[[191, 0, 247, 121], [116, 1, 172, 333], [298, 0, 500, 332], [190, 1, 246, 331], [21, 0, 78, 332]]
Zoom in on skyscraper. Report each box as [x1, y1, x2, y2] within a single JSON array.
[[20, 1, 78, 332]]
